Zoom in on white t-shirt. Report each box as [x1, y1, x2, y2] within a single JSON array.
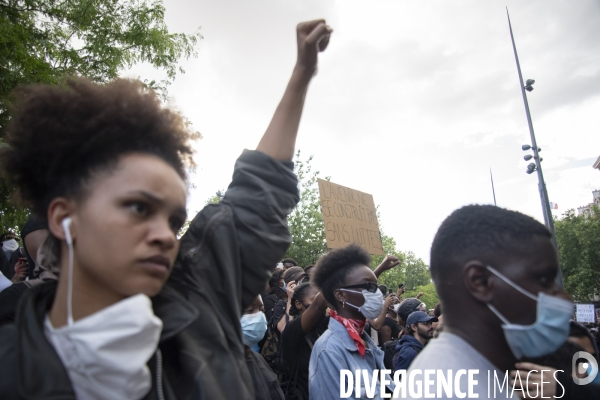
[[398, 332, 514, 399]]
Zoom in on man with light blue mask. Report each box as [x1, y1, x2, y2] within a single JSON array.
[[403, 205, 573, 399]]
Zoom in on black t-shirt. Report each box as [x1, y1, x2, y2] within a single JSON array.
[[272, 300, 287, 326], [246, 350, 285, 400], [378, 317, 401, 345], [281, 314, 329, 397], [263, 294, 279, 322]]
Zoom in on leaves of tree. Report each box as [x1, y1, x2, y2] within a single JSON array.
[[554, 208, 600, 301]]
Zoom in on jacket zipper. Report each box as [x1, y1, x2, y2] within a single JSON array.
[[156, 349, 165, 400]]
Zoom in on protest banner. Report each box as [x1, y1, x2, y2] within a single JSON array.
[[576, 304, 595, 323], [317, 179, 384, 256]]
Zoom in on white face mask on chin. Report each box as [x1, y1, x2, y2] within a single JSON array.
[[44, 294, 163, 400], [44, 218, 163, 400]]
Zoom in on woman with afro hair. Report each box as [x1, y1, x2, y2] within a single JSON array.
[[0, 20, 332, 400], [308, 245, 398, 399]]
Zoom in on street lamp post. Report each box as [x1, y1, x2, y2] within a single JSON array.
[[507, 10, 563, 286]]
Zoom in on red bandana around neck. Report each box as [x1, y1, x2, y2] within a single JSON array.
[[329, 309, 367, 358]]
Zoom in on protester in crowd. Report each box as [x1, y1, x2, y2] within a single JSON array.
[[568, 320, 599, 362], [281, 282, 329, 399], [392, 311, 437, 372], [242, 295, 285, 400], [282, 258, 298, 270], [261, 268, 295, 374], [510, 361, 600, 399], [396, 298, 422, 324], [277, 266, 307, 332], [378, 297, 402, 345], [21, 216, 50, 279], [432, 301, 443, 338], [0, 217, 51, 324], [309, 244, 392, 399], [304, 264, 315, 279], [396, 283, 405, 299], [0, 19, 332, 400], [365, 295, 395, 345], [1, 232, 27, 282], [264, 268, 287, 322], [509, 337, 600, 398], [406, 205, 573, 399]]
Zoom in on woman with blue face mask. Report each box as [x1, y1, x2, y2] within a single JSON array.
[[242, 295, 284, 400], [0, 20, 332, 400], [309, 244, 393, 400]]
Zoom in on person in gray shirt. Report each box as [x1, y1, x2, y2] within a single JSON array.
[[400, 205, 573, 399]]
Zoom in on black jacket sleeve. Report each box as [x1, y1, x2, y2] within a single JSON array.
[[221, 150, 299, 308], [156, 150, 298, 400], [556, 370, 600, 399]]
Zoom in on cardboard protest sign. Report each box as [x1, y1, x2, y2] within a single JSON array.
[[576, 304, 595, 323], [317, 179, 384, 256]]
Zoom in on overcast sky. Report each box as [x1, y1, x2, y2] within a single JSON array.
[[127, 0, 600, 263]]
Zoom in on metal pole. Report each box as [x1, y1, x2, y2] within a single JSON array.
[[490, 168, 497, 206], [507, 9, 563, 286]]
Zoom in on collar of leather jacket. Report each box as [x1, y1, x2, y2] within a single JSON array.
[[15, 279, 198, 398]]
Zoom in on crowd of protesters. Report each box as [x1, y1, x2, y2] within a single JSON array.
[[1, 17, 600, 400]]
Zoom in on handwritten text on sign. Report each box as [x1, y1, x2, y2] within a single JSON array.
[[318, 179, 384, 256]]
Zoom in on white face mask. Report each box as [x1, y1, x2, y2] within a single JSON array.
[[2, 238, 19, 252], [340, 288, 384, 320], [45, 294, 162, 400], [44, 218, 163, 400]]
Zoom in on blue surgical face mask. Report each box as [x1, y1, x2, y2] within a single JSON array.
[[486, 265, 573, 359], [240, 312, 267, 347], [280, 282, 287, 291]]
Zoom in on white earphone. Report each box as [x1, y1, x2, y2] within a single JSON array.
[[62, 216, 74, 326], [62, 217, 72, 246]]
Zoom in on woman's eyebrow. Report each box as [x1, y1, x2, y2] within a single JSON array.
[[127, 190, 187, 218]]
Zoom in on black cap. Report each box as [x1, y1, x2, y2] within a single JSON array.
[[397, 298, 421, 321]]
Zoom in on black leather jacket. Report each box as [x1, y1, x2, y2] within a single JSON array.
[[0, 150, 299, 400]]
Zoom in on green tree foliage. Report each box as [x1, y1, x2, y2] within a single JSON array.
[[404, 283, 440, 310], [554, 208, 600, 301], [372, 233, 405, 290], [284, 151, 329, 267], [0, 0, 201, 234], [376, 249, 431, 294], [0, 0, 201, 129], [283, 151, 434, 305]]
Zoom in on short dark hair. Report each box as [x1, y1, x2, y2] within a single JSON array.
[[312, 244, 372, 307], [433, 302, 442, 318], [1, 78, 197, 217], [281, 258, 297, 266], [268, 269, 285, 295], [430, 205, 550, 288], [289, 282, 314, 317], [304, 265, 315, 272]]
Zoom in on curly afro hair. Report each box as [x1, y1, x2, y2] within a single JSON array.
[[430, 205, 550, 293], [1, 78, 197, 217], [312, 244, 372, 307]]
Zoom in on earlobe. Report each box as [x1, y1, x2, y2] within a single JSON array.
[[463, 261, 494, 303], [47, 198, 76, 243], [333, 289, 345, 304]]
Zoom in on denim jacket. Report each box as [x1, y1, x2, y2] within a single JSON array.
[[309, 318, 392, 400]]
